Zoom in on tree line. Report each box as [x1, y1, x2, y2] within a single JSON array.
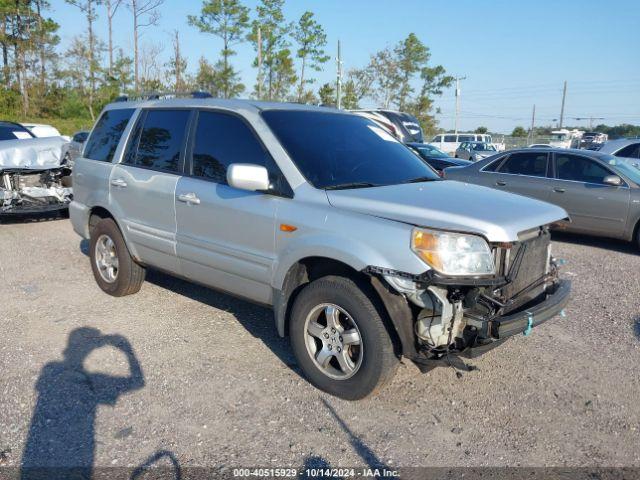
[[0, 0, 453, 134]]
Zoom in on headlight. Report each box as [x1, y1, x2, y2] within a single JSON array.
[[411, 228, 495, 276]]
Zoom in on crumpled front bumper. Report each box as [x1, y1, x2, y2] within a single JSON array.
[[489, 279, 571, 339]]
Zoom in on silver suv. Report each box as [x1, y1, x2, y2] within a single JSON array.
[[70, 97, 571, 400]]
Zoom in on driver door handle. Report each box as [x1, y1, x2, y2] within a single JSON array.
[[110, 178, 127, 188], [553, 187, 566, 193], [177, 192, 201, 205], [496, 180, 507, 186]]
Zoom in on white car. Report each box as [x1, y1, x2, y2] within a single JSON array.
[[430, 133, 495, 155], [20, 123, 70, 141]]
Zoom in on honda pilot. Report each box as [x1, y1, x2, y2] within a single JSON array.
[[70, 97, 571, 400]]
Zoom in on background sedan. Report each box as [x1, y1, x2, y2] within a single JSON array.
[[406, 142, 472, 175], [444, 147, 640, 247], [597, 138, 640, 159], [455, 141, 498, 161]]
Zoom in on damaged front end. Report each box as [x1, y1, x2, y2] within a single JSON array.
[[0, 135, 73, 216], [1, 167, 73, 215], [365, 227, 571, 371]]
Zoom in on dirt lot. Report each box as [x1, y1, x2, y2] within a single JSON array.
[[1, 218, 639, 472]]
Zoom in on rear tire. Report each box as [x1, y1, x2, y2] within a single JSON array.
[[289, 276, 398, 400], [89, 218, 145, 296]]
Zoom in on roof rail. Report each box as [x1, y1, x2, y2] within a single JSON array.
[[114, 91, 213, 102]]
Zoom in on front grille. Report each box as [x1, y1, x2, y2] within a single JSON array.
[[499, 231, 551, 312]]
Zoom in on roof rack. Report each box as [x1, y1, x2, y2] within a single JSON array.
[[114, 91, 213, 102]]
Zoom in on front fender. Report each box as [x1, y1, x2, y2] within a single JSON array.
[[272, 232, 388, 290]]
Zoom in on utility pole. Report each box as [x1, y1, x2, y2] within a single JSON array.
[[528, 104, 536, 143], [336, 40, 343, 109], [257, 26, 262, 100], [559, 80, 567, 129], [454, 76, 466, 135]]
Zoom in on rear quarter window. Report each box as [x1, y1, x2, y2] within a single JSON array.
[[84, 108, 135, 162]]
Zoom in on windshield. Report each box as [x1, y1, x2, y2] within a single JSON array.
[[551, 134, 568, 141], [472, 143, 496, 151], [262, 110, 440, 189], [606, 156, 640, 184], [414, 144, 449, 158]]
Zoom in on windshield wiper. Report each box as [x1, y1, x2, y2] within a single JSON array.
[[324, 182, 380, 190], [402, 176, 439, 184]]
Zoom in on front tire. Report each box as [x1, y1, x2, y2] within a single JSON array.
[[89, 218, 145, 296], [289, 276, 398, 400]]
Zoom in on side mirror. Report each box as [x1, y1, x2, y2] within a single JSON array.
[[603, 175, 623, 187], [227, 163, 270, 192]]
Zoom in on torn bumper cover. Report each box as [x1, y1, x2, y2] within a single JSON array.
[[364, 230, 571, 368], [0, 136, 72, 215]]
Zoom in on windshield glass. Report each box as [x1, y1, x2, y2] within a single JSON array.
[[262, 110, 440, 189], [551, 133, 568, 141], [606, 156, 640, 184], [472, 143, 496, 151], [414, 144, 449, 158]]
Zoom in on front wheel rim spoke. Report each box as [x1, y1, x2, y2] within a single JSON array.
[[315, 347, 333, 368], [324, 305, 342, 331], [336, 350, 355, 374], [307, 321, 325, 339], [341, 329, 361, 346]]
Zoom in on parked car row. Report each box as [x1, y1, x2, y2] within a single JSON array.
[[5, 97, 637, 400]]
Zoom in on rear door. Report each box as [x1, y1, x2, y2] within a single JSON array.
[[75, 108, 136, 209], [109, 108, 192, 273], [175, 110, 287, 304], [479, 151, 552, 202], [548, 152, 630, 237]]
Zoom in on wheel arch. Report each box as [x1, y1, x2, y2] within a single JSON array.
[[273, 256, 413, 358]]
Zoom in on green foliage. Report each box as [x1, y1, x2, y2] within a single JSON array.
[[593, 124, 640, 139], [292, 11, 329, 101], [188, 0, 249, 98], [395, 33, 429, 111], [318, 82, 335, 107], [475, 126, 488, 134], [249, 0, 293, 100], [511, 126, 527, 137]]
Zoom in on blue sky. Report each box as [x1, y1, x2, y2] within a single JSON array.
[[50, 0, 640, 133]]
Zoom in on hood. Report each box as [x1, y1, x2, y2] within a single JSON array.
[[0, 136, 67, 170], [326, 180, 568, 243]]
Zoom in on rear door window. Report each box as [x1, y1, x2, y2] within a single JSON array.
[[555, 154, 613, 184], [615, 143, 640, 159], [124, 109, 190, 173], [459, 135, 475, 142], [84, 108, 135, 162], [444, 135, 456, 142], [498, 152, 548, 176]]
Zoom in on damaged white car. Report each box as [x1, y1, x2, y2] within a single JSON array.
[[0, 132, 73, 216]]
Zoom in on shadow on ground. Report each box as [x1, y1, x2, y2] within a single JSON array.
[[20, 327, 150, 480], [0, 211, 67, 225], [297, 399, 391, 478], [551, 231, 636, 254]]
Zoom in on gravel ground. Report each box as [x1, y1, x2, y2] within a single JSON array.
[[0, 218, 639, 472]]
